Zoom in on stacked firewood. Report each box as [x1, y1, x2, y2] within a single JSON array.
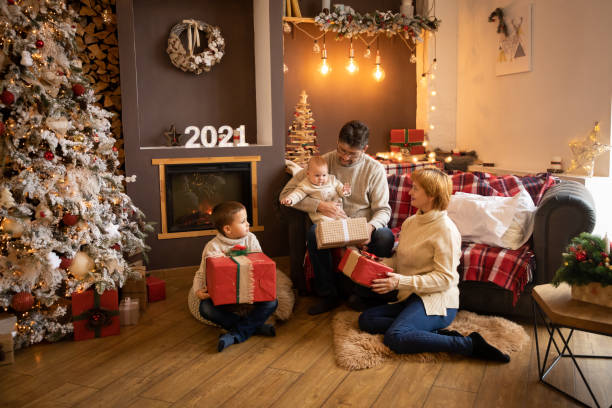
[[72, 0, 124, 171]]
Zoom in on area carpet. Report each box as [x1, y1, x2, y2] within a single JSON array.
[[332, 310, 529, 370]]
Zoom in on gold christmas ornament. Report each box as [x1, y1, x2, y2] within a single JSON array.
[[567, 121, 611, 176], [69, 251, 94, 279]]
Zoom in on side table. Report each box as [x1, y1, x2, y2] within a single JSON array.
[[532, 283, 612, 408]]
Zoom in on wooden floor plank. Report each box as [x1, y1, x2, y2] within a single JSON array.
[[125, 397, 171, 408], [21, 382, 99, 408], [372, 360, 443, 408], [171, 318, 319, 407], [321, 360, 400, 408], [73, 376, 162, 408], [271, 347, 349, 408], [434, 357, 486, 393], [423, 385, 476, 408], [220, 367, 301, 407]]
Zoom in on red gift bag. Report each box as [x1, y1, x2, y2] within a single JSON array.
[[72, 289, 120, 341], [338, 248, 393, 287], [206, 252, 276, 306]]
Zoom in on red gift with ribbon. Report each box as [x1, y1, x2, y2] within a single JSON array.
[[72, 289, 120, 341], [338, 247, 394, 287], [206, 247, 276, 306]]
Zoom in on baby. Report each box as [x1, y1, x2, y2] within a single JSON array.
[[280, 156, 350, 223]]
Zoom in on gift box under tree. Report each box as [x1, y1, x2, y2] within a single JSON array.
[[389, 129, 425, 155], [338, 247, 394, 287], [0, 333, 14, 366], [146, 276, 166, 302], [315, 217, 369, 249], [206, 246, 276, 306], [122, 261, 148, 311], [72, 289, 120, 341]]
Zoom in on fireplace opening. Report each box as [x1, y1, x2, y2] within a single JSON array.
[[165, 162, 252, 233]]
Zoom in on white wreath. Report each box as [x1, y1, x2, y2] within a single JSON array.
[[166, 19, 225, 75]]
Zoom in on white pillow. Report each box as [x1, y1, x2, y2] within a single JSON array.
[[447, 189, 536, 250]]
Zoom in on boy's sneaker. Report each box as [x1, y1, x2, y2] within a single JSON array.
[[218, 333, 236, 352]]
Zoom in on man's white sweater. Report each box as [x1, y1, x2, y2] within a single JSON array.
[[281, 151, 391, 229], [384, 209, 462, 316]]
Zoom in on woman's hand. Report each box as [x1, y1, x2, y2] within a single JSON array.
[[196, 289, 210, 300], [370, 272, 401, 294], [317, 201, 347, 219]]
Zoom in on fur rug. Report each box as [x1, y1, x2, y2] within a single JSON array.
[[332, 310, 529, 370]]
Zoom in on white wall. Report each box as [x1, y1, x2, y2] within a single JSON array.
[[454, 0, 612, 176]]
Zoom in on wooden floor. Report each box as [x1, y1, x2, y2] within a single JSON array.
[[1, 261, 610, 408]]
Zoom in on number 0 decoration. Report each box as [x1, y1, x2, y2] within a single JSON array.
[[184, 125, 248, 148], [166, 19, 225, 75]]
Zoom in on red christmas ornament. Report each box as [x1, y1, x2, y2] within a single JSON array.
[[62, 212, 79, 226], [44, 151, 54, 160], [575, 250, 587, 262], [7, 0, 15, 5], [112, 146, 118, 152], [59, 256, 73, 270], [111, 243, 121, 251], [35, 39, 44, 48], [1, 89, 15, 105], [11, 292, 35, 312], [72, 83, 86, 97]]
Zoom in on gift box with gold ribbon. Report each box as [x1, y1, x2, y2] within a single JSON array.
[[338, 247, 394, 287], [206, 247, 276, 306]]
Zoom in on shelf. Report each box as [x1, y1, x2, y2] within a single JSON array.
[[282, 16, 315, 23]]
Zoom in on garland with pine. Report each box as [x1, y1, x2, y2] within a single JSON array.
[[552, 232, 612, 287]]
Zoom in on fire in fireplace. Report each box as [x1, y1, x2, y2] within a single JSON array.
[[165, 162, 252, 233]]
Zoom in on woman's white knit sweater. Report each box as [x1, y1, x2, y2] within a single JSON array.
[[384, 209, 462, 316]]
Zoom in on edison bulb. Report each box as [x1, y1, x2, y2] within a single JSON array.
[[430, 90, 437, 96], [372, 64, 385, 81], [346, 57, 358, 74], [319, 59, 331, 75]]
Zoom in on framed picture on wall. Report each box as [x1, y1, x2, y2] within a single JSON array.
[[495, 2, 532, 76]]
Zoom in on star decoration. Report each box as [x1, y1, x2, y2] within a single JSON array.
[[567, 122, 611, 176], [163, 124, 183, 147]]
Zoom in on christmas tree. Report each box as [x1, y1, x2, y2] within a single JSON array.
[[0, 0, 151, 348], [285, 90, 319, 167]]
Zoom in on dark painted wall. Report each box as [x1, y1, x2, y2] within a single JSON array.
[[283, 0, 417, 154], [117, 1, 287, 270]]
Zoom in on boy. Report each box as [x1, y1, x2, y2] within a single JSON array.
[[280, 155, 351, 223], [192, 201, 278, 352]]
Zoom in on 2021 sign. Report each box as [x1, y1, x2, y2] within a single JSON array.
[[184, 125, 248, 148]]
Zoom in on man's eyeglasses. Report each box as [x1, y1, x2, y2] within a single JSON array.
[[337, 144, 363, 160]]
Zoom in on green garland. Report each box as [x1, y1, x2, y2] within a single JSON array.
[[552, 232, 612, 287], [314, 5, 440, 42]]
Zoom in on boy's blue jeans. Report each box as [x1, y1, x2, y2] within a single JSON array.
[[307, 224, 395, 298], [199, 298, 278, 343], [358, 294, 472, 355]]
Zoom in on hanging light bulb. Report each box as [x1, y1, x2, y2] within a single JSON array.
[[364, 45, 371, 58], [372, 49, 385, 82], [420, 73, 427, 86], [313, 39, 320, 53], [283, 22, 292, 33], [345, 39, 359, 74], [432, 58, 438, 71], [283, 63, 289, 74], [430, 90, 437, 96], [319, 38, 331, 76]]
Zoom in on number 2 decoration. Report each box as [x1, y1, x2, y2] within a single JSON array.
[[184, 125, 248, 148]]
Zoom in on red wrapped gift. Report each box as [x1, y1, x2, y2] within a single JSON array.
[[206, 252, 276, 306], [408, 129, 425, 142], [72, 289, 120, 341], [389, 129, 407, 144], [338, 248, 393, 287], [146, 276, 166, 302], [409, 144, 425, 155]]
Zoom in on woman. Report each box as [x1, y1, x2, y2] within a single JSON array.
[[358, 168, 510, 362]]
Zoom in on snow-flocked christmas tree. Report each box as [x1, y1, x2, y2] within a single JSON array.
[[285, 90, 319, 167], [0, 0, 151, 348]]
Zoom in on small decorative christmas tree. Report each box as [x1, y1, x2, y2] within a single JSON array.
[[0, 0, 151, 348], [553, 232, 612, 287], [285, 90, 319, 167]]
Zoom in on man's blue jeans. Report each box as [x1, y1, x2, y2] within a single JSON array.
[[358, 294, 472, 355], [199, 298, 278, 343], [307, 224, 395, 298]]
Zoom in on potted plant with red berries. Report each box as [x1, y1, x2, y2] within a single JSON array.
[[553, 232, 612, 307]]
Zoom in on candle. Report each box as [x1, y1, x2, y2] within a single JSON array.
[[322, 0, 330, 12]]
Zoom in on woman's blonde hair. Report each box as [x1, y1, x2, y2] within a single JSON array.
[[411, 167, 453, 211]]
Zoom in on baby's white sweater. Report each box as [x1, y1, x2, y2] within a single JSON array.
[[384, 209, 462, 316], [191, 232, 262, 296]]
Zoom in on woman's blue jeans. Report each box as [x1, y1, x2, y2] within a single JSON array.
[[358, 294, 472, 355], [199, 298, 278, 343]]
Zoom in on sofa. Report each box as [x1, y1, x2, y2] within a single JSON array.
[[280, 170, 596, 320]]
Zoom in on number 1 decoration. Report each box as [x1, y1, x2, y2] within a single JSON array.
[[183, 125, 248, 148]]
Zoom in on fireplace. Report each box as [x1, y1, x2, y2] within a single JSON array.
[[152, 156, 262, 239]]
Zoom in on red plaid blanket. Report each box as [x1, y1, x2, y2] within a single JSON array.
[[387, 171, 557, 304]]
